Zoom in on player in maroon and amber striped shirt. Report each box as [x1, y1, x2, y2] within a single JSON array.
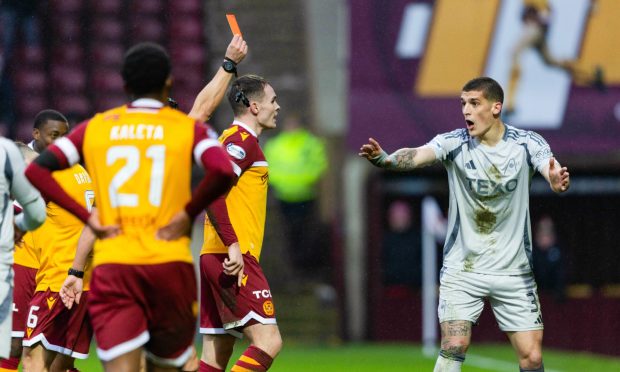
[[199, 75, 283, 372], [25, 43, 236, 372]]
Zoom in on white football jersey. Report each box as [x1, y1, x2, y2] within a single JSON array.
[[0, 138, 45, 262], [427, 124, 552, 275]]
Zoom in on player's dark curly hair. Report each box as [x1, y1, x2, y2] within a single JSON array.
[[122, 42, 171, 96], [33, 109, 68, 129], [227, 74, 269, 116], [462, 77, 504, 104]]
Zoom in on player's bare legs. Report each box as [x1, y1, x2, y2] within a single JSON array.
[[506, 330, 544, 371], [201, 334, 236, 370], [243, 324, 282, 359], [433, 320, 472, 372], [9, 337, 23, 359], [226, 324, 282, 371], [3, 337, 24, 369], [147, 361, 189, 372], [181, 346, 199, 371], [48, 351, 75, 372], [105, 348, 186, 372], [22, 345, 46, 371], [102, 348, 142, 372]]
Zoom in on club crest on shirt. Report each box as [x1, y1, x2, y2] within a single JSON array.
[[502, 158, 518, 174], [226, 143, 246, 160]]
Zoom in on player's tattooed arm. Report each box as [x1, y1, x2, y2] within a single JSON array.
[[378, 146, 436, 171], [368, 148, 417, 171], [388, 148, 418, 171], [359, 138, 436, 171]]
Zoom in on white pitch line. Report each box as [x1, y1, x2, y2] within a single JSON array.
[[423, 350, 561, 372], [466, 354, 562, 372]]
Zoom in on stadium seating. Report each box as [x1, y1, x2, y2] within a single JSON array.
[[92, 17, 125, 42], [91, 0, 123, 15], [18, 46, 45, 67], [170, 0, 202, 15], [51, 18, 81, 43], [93, 94, 127, 113], [16, 94, 48, 118], [91, 43, 124, 68], [91, 68, 124, 92], [50, 0, 83, 14], [13, 69, 47, 93], [7, 0, 207, 137], [169, 17, 203, 41], [53, 95, 92, 119], [131, 0, 165, 15], [53, 42, 84, 65], [130, 16, 165, 43]]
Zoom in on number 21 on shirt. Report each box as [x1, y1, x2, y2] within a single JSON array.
[[107, 145, 165, 208]]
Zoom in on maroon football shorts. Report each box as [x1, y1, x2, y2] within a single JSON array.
[[22, 289, 92, 359], [88, 262, 197, 367], [199, 253, 277, 338], [12, 264, 37, 337]]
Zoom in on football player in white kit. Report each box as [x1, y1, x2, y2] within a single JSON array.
[[359, 77, 570, 372], [0, 138, 46, 359]]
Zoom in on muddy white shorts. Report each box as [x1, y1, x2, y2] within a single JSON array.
[[438, 268, 544, 332]]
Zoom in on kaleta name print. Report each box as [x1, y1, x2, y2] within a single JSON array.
[[110, 124, 164, 140]]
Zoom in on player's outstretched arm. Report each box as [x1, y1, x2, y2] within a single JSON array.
[[543, 157, 570, 193], [188, 35, 248, 122], [359, 137, 436, 171]]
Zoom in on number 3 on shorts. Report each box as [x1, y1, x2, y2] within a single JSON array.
[[526, 291, 539, 313]]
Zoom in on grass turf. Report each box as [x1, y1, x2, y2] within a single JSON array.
[[73, 342, 620, 371]]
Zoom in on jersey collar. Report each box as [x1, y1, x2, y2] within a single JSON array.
[[129, 98, 165, 108], [233, 120, 258, 138]]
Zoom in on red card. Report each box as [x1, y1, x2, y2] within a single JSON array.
[[226, 14, 242, 36]]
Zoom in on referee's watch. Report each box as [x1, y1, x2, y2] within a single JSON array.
[[222, 58, 238, 76], [68, 268, 84, 279]]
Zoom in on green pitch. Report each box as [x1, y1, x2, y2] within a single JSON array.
[[74, 342, 620, 371]]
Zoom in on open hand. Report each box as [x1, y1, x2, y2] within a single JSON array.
[[358, 138, 384, 159], [60, 275, 83, 310], [548, 157, 570, 193]]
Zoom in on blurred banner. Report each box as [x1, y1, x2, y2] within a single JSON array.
[[348, 0, 620, 159]]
